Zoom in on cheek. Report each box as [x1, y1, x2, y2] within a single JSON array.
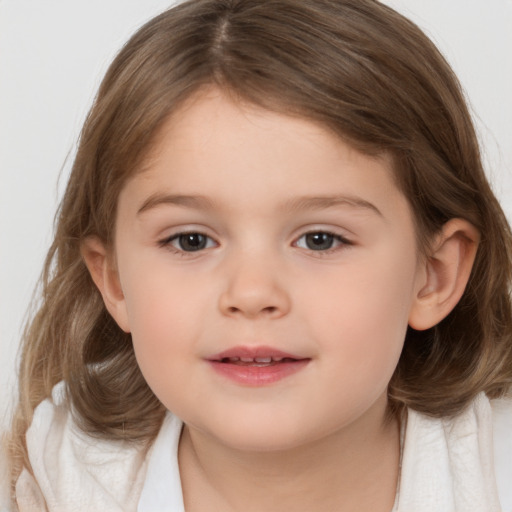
[[305, 249, 418, 374], [119, 265, 189, 360], [120, 250, 205, 334], [118, 259, 218, 400], [126, 293, 198, 410]]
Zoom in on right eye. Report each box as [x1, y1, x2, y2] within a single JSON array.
[[160, 232, 217, 252]]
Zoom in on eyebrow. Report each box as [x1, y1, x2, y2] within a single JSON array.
[[281, 195, 383, 217], [137, 194, 215, 215], [137, 193, 382, 217]]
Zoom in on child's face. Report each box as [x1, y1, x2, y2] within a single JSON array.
[[111, 88, 426, 451]]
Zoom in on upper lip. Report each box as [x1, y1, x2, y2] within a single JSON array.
[[208, 345, 307, 362]]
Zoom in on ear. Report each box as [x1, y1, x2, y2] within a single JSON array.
[[81, 237, 131, 333], [408, 219, 480, 331]]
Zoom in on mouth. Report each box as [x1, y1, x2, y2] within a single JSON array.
[[216, 355, 301, 367], [207, 346, 310, 386]]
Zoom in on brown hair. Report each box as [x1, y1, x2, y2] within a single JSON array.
[[8, 0, 512, 500]]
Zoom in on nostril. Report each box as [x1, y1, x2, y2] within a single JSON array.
[[226, 305, 278, 316], [219, 284, 291, 319]]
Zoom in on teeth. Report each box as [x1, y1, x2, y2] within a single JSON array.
[[221, 355, 294, 364], [254, 357, 272, 363]]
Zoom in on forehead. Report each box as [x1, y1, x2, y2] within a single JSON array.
[[119, 87, 408, 224], [145, 89, 391, 173]]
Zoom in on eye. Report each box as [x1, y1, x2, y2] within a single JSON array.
[[294, 231, 350, 251], [161, 232, 217, 252]]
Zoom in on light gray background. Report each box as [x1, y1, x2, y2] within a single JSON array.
[[1, 0, 511, 428]]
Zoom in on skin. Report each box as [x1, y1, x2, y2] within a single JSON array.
[[84, 88, 479, 512]]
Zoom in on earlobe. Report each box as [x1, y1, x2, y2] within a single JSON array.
[[80, 237, 131, 333], [408, 219, 480, 331]]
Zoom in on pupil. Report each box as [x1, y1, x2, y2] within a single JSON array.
[[306, 232, 333, 250], [180, 233, 206, 251]]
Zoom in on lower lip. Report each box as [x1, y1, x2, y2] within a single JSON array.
[[208, 360, 310, 386]]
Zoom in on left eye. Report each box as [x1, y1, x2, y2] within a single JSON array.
[[164, 232, 216, 252], [295, 231, 347, 251]]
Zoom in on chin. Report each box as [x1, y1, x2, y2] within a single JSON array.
[[199, 415, 329, 454]]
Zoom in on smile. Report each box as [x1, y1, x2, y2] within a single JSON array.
[[207, 346, 311, 386], [220, 356, 296, 366]]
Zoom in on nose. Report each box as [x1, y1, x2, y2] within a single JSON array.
[[218, 254, 291, 319]]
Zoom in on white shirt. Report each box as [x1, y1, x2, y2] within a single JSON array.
[[5, 382, 512, 511]]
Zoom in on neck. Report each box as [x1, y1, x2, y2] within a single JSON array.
[[178, 398, 400, 512]]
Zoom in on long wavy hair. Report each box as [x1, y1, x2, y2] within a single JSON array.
[[8, 0, 512, 500]]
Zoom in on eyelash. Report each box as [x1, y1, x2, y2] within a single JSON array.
[[158, 232, 217, 255], [158, 230, 353, 256], [294, 231, 352, 254]]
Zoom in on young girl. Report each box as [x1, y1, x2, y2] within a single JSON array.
[[4, 0, 512, 510]]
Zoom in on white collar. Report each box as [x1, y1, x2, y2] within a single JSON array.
[[139, 394, 504, 512], [137, 412, 184, 512], [396, 392, 501, 511], [16, 383, 508, 511]]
